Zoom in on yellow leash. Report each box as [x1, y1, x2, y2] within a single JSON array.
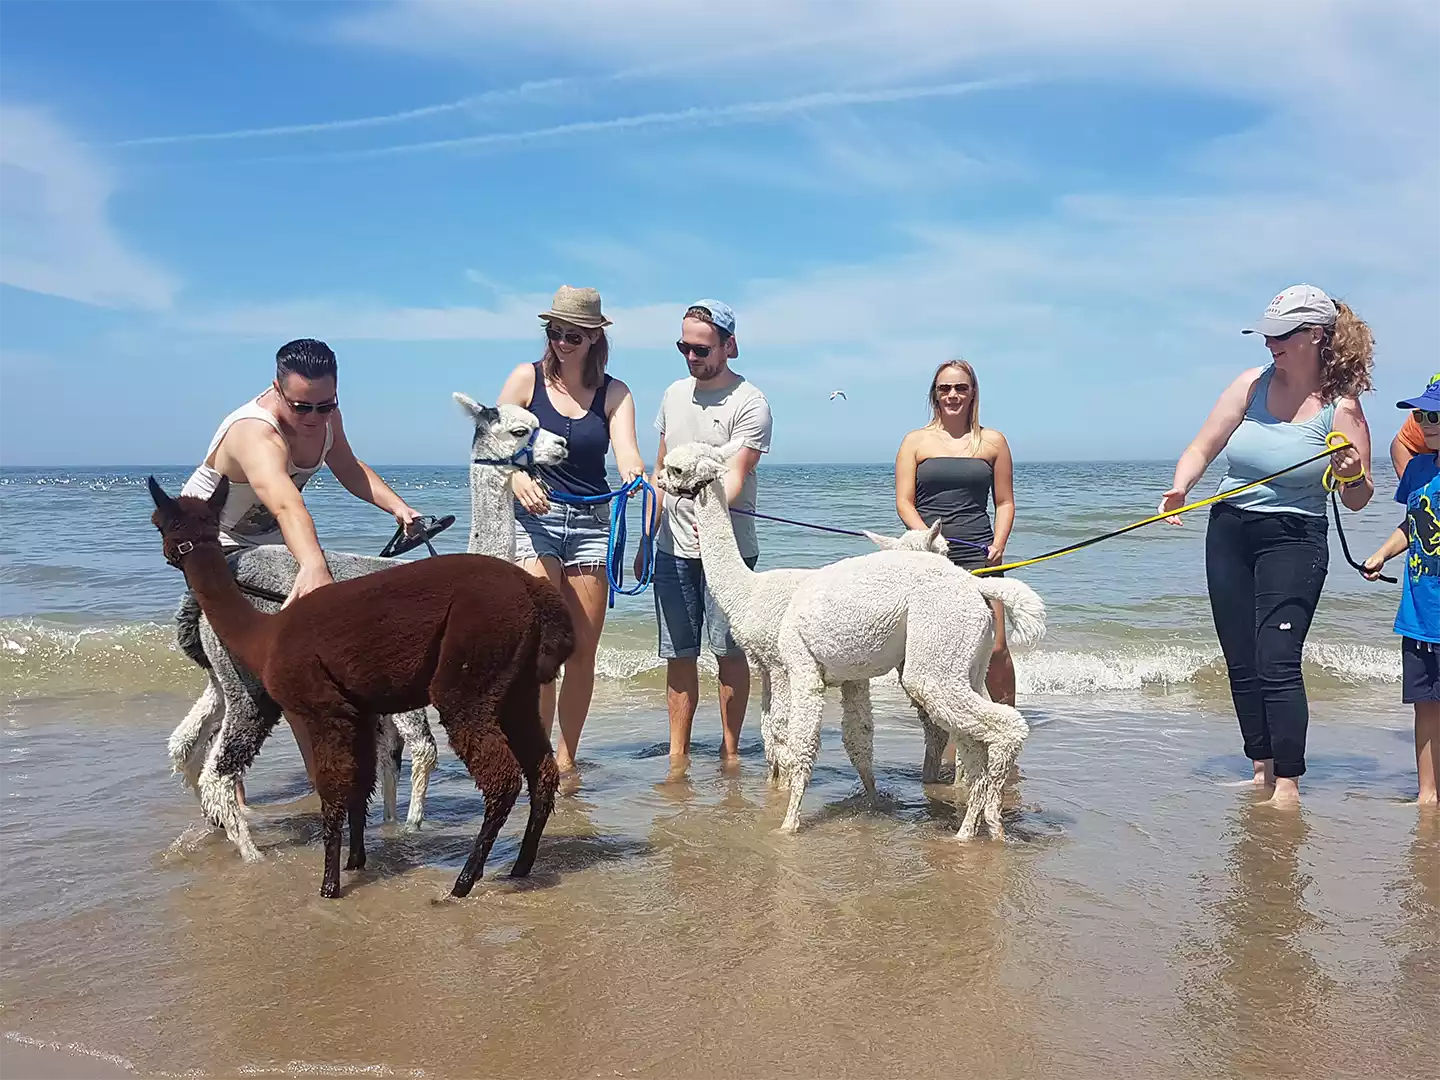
[[972, 433, 1361, 577]]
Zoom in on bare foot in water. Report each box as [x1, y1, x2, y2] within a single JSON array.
[[1264, 777, 1300, 808], [557, 769, 582, 797], [1253, 759, 1275, 788], [719, 753, 742, 776]]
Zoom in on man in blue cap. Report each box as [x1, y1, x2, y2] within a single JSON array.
[[1364, 373, 1440, 806], [643, 300, 773, 777]]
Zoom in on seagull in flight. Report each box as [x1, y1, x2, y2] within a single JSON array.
[[829, 389, 847, 401]]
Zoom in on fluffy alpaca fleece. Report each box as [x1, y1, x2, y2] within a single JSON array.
[[655, 439, 1045, 840], [650, 439, 954, 781], [169, 397, 567, 863], [150, 477, 576, 899]]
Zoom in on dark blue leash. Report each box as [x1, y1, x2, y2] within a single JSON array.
[[728, 507, 990, 552], [547, 476, 658, 608]]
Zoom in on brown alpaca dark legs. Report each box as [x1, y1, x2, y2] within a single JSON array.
[[307, 708, 368, 898], [511, 752, 560, 878], [345, 719, 378, 872], [448, 725, 524, 897]]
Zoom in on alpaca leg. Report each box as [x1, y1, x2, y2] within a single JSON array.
[[448, 726, 525, 897], [346, 718, 379, 872], [377, 716, 400, 824], [980, 733, 1026, 841], [766, 665, 792, 785], [304, 709, 361, 899], [391, 709, 437, 831], [510, 749, 560, 878], [778, 646, 825, 834], [951, 733, 989, 839], [839, 680, 876, 797], [170, 677, 222, 781], [918, 706, 950, 785]]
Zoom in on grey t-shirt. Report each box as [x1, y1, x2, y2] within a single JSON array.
[[655, 374, 773, 559]]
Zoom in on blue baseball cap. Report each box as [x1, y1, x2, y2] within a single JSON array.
[[687, 298, 736, 337], [1397, 372, 1440, 411]]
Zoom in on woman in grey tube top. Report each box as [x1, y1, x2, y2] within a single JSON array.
[[894, 359, 1017, 707]]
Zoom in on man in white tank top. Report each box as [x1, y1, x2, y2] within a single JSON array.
[[181, 338, 422, 607]]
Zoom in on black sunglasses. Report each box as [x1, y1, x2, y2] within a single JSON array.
[[677, 341, 713, 359], [935, 382, 971, 395], [275, 386, 338, 415], [1266, 326, 1311, 342], [545, 324, 589, 347], [1414, 409, 1440, 425]]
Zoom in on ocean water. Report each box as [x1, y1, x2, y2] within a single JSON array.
[[1, 462, 1434, 1080], [0, 461, 1407, 701]]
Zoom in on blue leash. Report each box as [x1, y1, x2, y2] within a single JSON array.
[[548, 476, 658, 608]]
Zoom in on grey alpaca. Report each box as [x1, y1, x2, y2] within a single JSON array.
[[167, 396, 568, 862]]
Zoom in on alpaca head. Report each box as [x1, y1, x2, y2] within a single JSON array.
[[653, 438, 746, 499], [454, 394, 568, 473], [148, 476, 228, 568], [862, 520, 947, 555]]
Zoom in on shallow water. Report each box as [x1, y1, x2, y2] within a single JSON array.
[[1, 463, 1434, 1078]]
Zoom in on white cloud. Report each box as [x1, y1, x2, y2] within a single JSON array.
[[0, 105, 177, 310]]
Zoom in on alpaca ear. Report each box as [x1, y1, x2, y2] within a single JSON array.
[[147, 475, 176, 514], [926, 520, 943, 541], [453, 392, 498, 423], [207, 475, 230, 516], [862, 529, 897, 550]]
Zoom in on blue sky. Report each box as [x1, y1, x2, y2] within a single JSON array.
[[1, 0, 1436, 467]]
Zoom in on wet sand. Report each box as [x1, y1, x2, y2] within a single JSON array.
[[2, 680, 1436, 1080]]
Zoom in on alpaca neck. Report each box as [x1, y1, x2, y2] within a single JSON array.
[[181, 544, 273, 676], [468, 463, 516, 561], [695, 479, 756, 611]]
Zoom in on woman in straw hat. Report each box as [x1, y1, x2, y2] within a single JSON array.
[[498, 286, 646, 780]]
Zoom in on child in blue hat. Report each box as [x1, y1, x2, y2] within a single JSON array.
[[1364, 374, 1440, 805]]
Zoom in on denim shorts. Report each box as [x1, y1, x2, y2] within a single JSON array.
[[1402, 637, 1440, 704], [653, 550, 758, 660], [514, 501, 611, 569]]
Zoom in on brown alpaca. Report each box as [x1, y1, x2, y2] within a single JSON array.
[[147, 476, 575, 899]]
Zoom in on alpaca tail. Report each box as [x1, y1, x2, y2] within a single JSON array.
[[972, 577, 1046, 649], [529, 578, 577, 685], [175, 590, 211, 671]]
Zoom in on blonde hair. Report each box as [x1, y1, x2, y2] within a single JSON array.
[[1319, 298, 1374, 401], [927, 359, 982, 449]]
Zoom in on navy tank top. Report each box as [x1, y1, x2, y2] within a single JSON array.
[[529, 361, 612, 498], [914, 454, 995, 569]]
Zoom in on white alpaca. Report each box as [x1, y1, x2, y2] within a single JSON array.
[[168, 398, 566, 862], [654, 439, 1044, 840]]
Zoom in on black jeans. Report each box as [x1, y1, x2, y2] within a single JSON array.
[[1205, 503, 1329, 779]]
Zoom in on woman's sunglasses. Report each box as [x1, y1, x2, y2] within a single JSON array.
[[935, 382, 971, 396], [677, 341, 714, 359], [1414, 409, 1440, 425], [545, 324, 590, 347]]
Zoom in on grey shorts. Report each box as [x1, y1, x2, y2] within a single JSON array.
[[653, 550, 758, 660], [514, 501, 611, 569]]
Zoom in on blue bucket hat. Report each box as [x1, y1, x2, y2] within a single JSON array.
[[1397, 372, 1440, 412]]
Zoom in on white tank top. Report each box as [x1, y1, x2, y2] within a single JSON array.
[[180, 393, 334, 549]]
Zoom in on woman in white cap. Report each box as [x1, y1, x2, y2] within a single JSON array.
[[1160, 285, 1376, 808], [497, 286, 645, 780]]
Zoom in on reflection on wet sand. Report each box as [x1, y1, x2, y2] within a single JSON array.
[[1178, 798, 1335, 1078], [2, 692, 1435, 1078]]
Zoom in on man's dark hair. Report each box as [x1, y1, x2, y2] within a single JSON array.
[[276, 338, 337, 380], [684, 305, 732, 342]]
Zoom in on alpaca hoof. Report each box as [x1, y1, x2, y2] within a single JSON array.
[[402, 819, 423, 834], [239, 844, 265, 864], [778, 818, 801, 835], [344, 855, 366, 871], [955, 826, 978, 842], [320, 882, 340, 899], [450, 878, 477, 899]]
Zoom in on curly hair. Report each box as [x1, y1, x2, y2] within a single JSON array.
[[1319, 299, 1374, 401]]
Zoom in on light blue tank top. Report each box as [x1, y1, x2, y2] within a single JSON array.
[[1215, 365, 1336, 517]]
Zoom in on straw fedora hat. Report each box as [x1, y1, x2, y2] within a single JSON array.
[[538, 285, 611, 329]]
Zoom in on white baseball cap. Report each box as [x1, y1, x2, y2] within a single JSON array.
[[1242, 284, 1338, 337]]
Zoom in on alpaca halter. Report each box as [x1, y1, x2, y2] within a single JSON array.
[[473, 428, 541, 471], [165, 534, 222, 570]]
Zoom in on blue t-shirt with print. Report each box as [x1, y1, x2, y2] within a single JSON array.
[[1394, 452, 1440, 643]]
